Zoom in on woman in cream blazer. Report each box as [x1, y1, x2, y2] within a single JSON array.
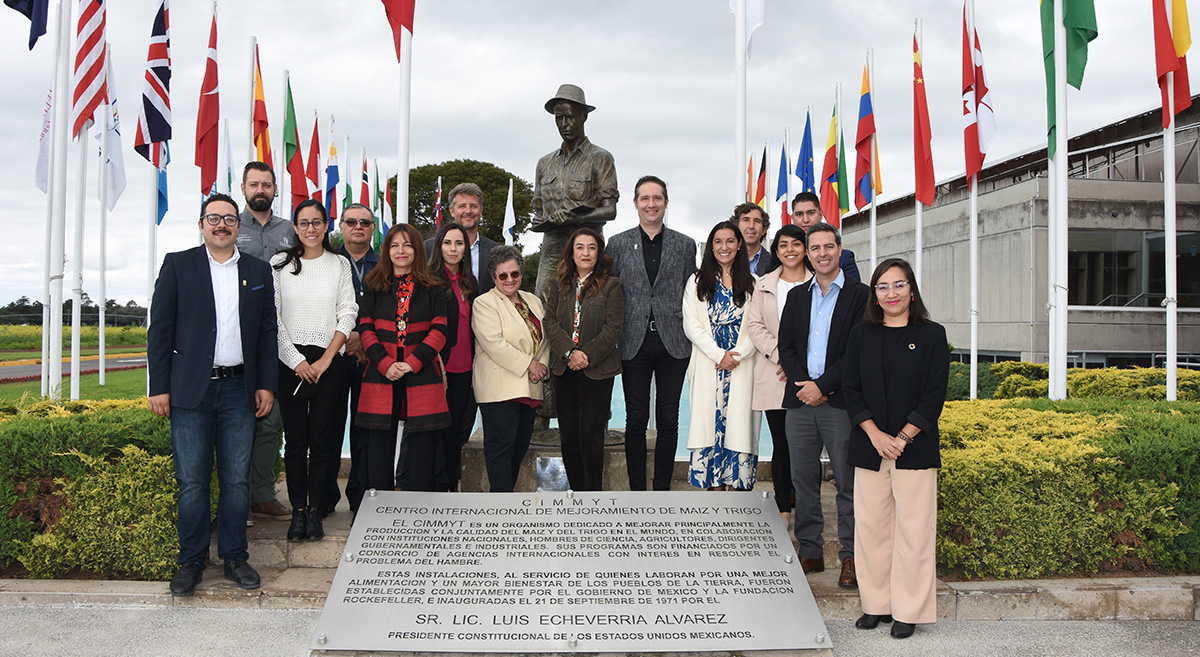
[[472, 246, 550, 492]]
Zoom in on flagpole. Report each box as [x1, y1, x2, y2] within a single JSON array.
[[49, 0, 72, 399], [967, 0, 979, 400], [145, 163, 156, 395], [248, 36, 257, 163], [734, 0, 747, 203], [69, 125, 89, 401], [835, 83, 842, 224], [868, 47, 878, 274], [914, 19, 924, 289], [397, 24, 413, 224], [42, 1, 68, 397], [1051, 0, 1069, 399], [98, 48, 112, 386], [1165, 11, 1179, 401]]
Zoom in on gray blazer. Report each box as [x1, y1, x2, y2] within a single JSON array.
[[608, 225, 696, 360], [424, 233, 499, 295]]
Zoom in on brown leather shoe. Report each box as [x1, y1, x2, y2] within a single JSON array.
[[838, 557, 858, 588], [800, 557, 825, 574], [251, 499, 291, 517]]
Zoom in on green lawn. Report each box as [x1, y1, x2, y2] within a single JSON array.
[[0, 366, 147, 401], [0, 346, 146, 363]]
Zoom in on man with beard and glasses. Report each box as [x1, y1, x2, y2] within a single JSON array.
[[235, 161, 295, 524]]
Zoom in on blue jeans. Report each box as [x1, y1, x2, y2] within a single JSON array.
[[171, 374, 255, 566]]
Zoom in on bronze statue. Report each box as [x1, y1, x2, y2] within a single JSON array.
[[531, 84, 619, 300]]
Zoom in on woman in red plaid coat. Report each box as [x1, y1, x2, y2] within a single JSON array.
[[356, 224, 451, 492]]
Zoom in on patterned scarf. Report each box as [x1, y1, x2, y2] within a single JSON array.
[[512, 297, 541, 348], [395, 274, 415, 344]]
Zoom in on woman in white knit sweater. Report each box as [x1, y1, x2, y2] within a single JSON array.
[[270, 200, 358, 543]]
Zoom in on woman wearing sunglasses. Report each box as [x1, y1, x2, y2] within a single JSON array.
[[471, 246, 549, 492]]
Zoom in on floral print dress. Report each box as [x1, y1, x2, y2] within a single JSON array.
[[688, 279, 758, 489]]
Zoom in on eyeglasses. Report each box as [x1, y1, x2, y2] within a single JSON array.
[[202, 214, 239, 227], [875, 281, 911, 293], [341, 218, 372, 227], [495, 271, 521, 281], [297, 219, 327, 230]]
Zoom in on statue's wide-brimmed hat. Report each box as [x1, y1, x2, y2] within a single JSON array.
[[544, 84, 595, 114]]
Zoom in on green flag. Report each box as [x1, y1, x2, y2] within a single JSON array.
[[837, 128, 849, 215], [1041, 0, 1100, 159]]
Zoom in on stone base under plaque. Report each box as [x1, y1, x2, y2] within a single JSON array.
[[314, 650, 832, 656]]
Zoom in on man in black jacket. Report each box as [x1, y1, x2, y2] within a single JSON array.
[[778, 223, 870, 589]]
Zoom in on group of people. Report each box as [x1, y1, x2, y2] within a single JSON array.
[[149, 158, 949, 639]]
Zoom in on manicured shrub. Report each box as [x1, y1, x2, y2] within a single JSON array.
[[946, 362, 1002, 401], [16, 447, 177, 580], [937, 401, 1186, 579], [993, 374, 1049, 399], [1067, 367, 1200, 402]]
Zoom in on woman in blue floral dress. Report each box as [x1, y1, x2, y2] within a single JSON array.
[[682, 221, 760, 490]]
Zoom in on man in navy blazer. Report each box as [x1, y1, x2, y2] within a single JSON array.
[[148, 194, 278, 597], [778, 222, 870, 589], [608, 175, 697, 491]]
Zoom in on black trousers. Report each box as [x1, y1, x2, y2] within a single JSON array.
[[325, 354, 367, 512], [621, 329, 690, 491], [765, 409, 793, 512], [442, 371, 477, 491], [278, 345, 344, 512], [479, 401, 534, 492], [554, 369, 614, 491]]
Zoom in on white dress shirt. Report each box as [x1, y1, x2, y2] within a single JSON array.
[[207, 246, 244, 367]]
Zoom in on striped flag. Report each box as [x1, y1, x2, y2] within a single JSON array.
[[963, 5, 996, 182], [324, 123, 339, 222], [195, 6, 219, 196], [252, 42, 271, 167], [306, 117, 321, 203], [133, 0, 170, 224], [71, 0, 108, 139], [283, 79, 306, 215], [819, 103, 840, 227], [1154, 0, 1192, 128], [775, 137, 791, 225], [754, 144, 767, 209], [914, 33, 936, 207], [360, 157, 369, 205], [854, 61, 880, 211]]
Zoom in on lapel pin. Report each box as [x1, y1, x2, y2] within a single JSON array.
[[242, 280, 247, 286], [908, 343, 916, 350]]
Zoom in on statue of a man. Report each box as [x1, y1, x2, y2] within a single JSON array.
[[531, 84, 619, 300]]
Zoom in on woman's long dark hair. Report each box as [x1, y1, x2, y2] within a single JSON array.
[[364, 224, 438, 292], [556, 227, 612, 299], [427, 222, 478, 296], [273, 199, 336, 275], [695, 221, 753, 307], [765, 224, 812, 274], [863, 257, 931, 326]]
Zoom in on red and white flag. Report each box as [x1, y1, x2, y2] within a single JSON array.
[[962, 5, 995, 183], [195, 7, 219, 195], [360, 157, 370, 205], [381, 0, 415, 62], [71, 0, 107, 139], [306, 117, 321, 202]]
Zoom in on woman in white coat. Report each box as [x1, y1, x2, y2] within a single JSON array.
[[744, 224, 812, 524], [683, 221, 759, 490]]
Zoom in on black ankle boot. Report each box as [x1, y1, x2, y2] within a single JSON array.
[[305, 506, 324, 541], [286, 508, 307, 542]]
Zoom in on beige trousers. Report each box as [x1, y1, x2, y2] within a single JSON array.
[[853, 461, 938, 624]]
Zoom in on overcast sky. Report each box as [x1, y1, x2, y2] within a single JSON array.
[[0, 0, 1166, 306]]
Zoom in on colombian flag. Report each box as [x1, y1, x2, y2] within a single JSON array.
[[819, 104, 841, 227], [854, 63, 882, 211]]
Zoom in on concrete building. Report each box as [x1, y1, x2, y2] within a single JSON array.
[[840, 99, 1200, 367]]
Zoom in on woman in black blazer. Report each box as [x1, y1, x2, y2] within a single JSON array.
[[542, 227, 624, 491], [842, 258, 949, 640]]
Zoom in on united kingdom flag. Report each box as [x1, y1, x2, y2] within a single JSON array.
[[133, 0, 171, 169]]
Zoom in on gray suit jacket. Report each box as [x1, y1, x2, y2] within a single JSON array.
[[608, 225, 696, 360], [424, 233, 499, 295]]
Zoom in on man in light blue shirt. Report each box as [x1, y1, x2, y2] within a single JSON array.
[[778, 223, 870, 589]]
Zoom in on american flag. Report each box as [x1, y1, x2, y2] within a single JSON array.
[[71, 0, 107, 139], [134, 0, 171, 169]]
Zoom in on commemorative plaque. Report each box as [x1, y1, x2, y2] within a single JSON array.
[[311, 491, 831, 653]]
